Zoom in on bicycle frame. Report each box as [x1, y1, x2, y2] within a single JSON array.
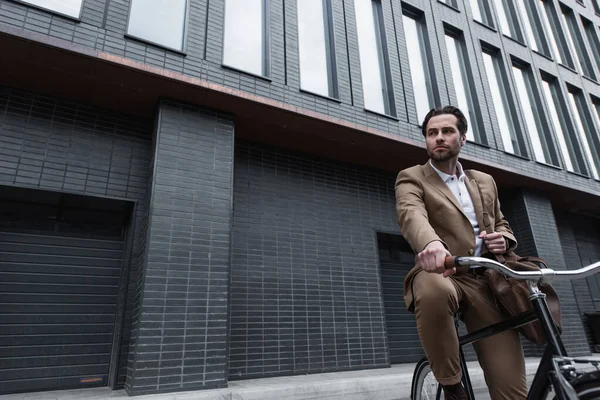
[[456, 281, 575, 400]]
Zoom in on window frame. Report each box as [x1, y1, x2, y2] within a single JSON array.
[[125, 0, 190, 53], [560, 4, 597, 80], [581, 17, 600, 78], [539, 0, 576, 69], [10, 0, 84, 20], [296, 0, 339, 99], [493, 0, 525, 42], [566, 87, 600, 180], [222, 0, 271, 78]]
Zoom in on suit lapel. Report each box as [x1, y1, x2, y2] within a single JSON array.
[[422, 162, 467, 219], [464, 171, 489, 234]]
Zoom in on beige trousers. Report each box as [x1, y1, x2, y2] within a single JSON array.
[[412, 269, 528, 400]]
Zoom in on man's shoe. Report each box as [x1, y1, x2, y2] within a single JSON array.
[[442, 382, 467, 400]]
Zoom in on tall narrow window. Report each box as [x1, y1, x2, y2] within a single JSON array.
[[512, 63, 557, 164], [445, 32, 481, 143], [482, 49, 522, 155], [297, 0, 337, 98], [541, 77, 589, 175], [223, 0, 269, 77], [567, 90, 600, 179], [582, 17, 600, 76], [355, 0, 395, 116], [592, 0, 600, 14], [127, 0, 187, 51], [593, 97, 600, 132], [402, 12, 437, 123], [561, 6, 596, 79], [493, 0, 522, 40], [517, 0, 549, 52], [470, 0, 494, 25], [539, 0, 573, 67], [20, 0, 82, 18]]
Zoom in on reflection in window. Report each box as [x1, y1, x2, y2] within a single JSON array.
[[470, 0, 484, 22], [355, 0, 395, 115], [512, 66, 547, 163], [541, 80, 574, 172], [297, 0, 336, 97], [445, 34, 476, 142], [402, 14, 435, 123], [223, 0, 268, 76], [482, 52, 518, 154], [493, 0, 513, 36], [517, 0, 540, 51], [127, 0, 187, 50], [567, 92, 600, 179], [594, 99, 600, 134], [20, 0, 82, 18], [539, 0, 565, 64]]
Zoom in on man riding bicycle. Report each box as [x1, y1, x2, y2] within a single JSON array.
[[395, 106, 527, 399]]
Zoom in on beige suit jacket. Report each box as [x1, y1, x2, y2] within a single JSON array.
[[395, 162, 517, 312]]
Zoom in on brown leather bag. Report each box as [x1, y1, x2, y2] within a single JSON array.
[[484, 252, 563, 345]]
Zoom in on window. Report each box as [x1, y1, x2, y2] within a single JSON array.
[[539, 0, 573, 66], [516, 0, 549, 53], [582, 17, 600, 76], [355, 0, 395, 116], [127, 0, 187, 51], [567, 90, 600, 179], [297, 0, 337, 98], [470, 0, 494, 25], [493, 0, 522, 40], [482, 49, 522, 155], [592, 0, 600, 14], [541, 77, 586, 174], [511, 63, 557, 164], [445, 31, 481, 143], [402, 12, 437, 123], [593, 97, 600, 132], [223, 0, 269, 76], [19, 0, 82, 18], [561, 6, 596, 79]]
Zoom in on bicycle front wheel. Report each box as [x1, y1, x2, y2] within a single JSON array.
[[412, 357, 443, 400], [551, 371, 600, 399]]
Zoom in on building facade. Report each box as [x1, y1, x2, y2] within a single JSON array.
[[0, 0, 599, 396]]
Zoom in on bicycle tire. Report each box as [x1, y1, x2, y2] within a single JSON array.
[[412, 357, 442, 400]]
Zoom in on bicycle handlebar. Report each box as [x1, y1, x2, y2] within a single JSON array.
[[445, 256, 600, 284]]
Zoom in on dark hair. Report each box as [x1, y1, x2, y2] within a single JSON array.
[[421, 106, 468, 137]]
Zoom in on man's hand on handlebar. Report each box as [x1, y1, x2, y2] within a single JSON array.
[[418, 241, 454, 277]]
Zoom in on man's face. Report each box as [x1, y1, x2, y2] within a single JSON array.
[[425, 114, 466, 162]]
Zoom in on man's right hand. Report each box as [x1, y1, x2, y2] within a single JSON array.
[[417, 241, 454, 277]]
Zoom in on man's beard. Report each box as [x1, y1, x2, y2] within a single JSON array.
[[429, 147, 459, 162]]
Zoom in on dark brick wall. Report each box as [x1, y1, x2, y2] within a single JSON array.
[[230, 141, 397, 379], [125, 100, 234, 395], [1, 0, 600, 196], [0, 85, 152, 387]]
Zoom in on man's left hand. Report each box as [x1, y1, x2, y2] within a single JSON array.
[[480, 232, 507, 254]]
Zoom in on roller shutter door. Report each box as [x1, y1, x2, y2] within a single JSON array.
[[377, 233, 425, 364], [0, 229, 124, 394]]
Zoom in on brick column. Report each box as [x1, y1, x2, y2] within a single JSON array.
[[126, 100, 234, 395], [501, 189, 590, 357]]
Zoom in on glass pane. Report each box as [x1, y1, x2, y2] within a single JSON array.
[[223, 0, 264, 76], [483, 53, 515, 154], [512, 66, 546, 163], [298, 0, 330, 96], [517, 0, 539, 51], [561, 12, 583, 74], [402, 15, 432, 123], [594, 101, 600, 133], [355, 0, 386, 114], [493, 0, 512, 36], [567, 93, 599, 179], [542, 81, 574, 171], [445, 35, 474, 142], [21, 0, 82, 17], [539, 0, 563, 63], [470, 0, 484, 22], [127, 0, 187, 50]]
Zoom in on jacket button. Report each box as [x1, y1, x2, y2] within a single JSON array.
[[468, 249, 474, 255]]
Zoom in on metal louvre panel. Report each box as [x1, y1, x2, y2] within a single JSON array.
[[0, 230, 124, 394]]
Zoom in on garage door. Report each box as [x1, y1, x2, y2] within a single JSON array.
[[377, 233, 425, 364], [0, 188, 129, 395]]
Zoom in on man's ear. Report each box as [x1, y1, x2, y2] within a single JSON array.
[[460, 134, 467, 147]]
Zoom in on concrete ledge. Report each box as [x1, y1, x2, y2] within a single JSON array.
[[0, 358, 544, 400]]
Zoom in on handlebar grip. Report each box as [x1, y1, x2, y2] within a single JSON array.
[[444, 256, 459, 269]]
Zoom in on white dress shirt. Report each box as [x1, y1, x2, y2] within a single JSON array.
[[430, 161, 483, 257]]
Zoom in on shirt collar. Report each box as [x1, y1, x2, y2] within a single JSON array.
[[429, 160, 465, 183]]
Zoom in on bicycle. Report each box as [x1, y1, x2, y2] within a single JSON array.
[[411, 255, 600, 400]]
